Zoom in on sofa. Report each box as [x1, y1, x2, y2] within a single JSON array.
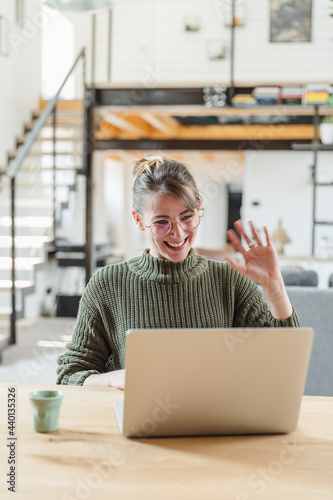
[[285, 286, 333, 397]]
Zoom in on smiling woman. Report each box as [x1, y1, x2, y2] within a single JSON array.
[[131, 156, 203, 262], [56, 154, 301, 389]]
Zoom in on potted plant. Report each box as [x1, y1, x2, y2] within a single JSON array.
[[320, 114, 333, 145]]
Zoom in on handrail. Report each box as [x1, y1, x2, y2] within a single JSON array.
[[7, 47, 86, 345], [6, 47, 86, 178]]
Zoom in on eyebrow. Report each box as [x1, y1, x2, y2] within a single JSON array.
[[153, 209, 191, 219]]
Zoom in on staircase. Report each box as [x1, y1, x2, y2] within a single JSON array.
[[0, 100, 85, 330]]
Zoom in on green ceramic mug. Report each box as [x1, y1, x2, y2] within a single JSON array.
[[28, 390, 64, 433]]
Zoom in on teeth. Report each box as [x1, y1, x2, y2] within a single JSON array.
[[167, 240, 185, 248]]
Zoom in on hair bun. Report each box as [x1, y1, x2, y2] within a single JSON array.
[[133, 155, 166, 182]]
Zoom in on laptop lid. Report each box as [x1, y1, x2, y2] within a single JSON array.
[[118, 328, 313, 438]]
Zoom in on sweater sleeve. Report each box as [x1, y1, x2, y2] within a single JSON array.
[[56, 275, 113, 386], [231, 268, 301, 328]]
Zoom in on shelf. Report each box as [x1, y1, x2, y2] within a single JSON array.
[[95, 104, 333, 117], [291, 142, 333, 151], [314, 221, 333, 226]]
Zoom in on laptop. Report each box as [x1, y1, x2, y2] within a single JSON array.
[[114, 327, 313, 438]]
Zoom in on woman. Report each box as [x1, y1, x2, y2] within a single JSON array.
[[56, 155, 300, 388]]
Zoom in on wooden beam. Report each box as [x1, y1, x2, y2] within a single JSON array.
[[174, 124, 314, 140], [140, 112, 177, 136], [101, 112, 144, 136], [39, 99, 83, 111]]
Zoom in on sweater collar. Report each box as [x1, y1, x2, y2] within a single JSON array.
[[128, 248, 208, 283]]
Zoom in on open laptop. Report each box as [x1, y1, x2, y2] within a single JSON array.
[[114, 327, 313, 438]]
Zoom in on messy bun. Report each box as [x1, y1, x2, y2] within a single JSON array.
[[132, 154, 202, 214], [132, 154, 166, 183]]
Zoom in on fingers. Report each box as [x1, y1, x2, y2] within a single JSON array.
[[234, 220, 252, 248], [226, 229, 246, 256], [227, 220, 267, 251], [249, 221, 263, 246], [264, 226, 273, 246], [233, 219, 263, 249]]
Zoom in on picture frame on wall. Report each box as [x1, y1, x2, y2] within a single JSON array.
[[16, 0, 25, 29], [0, 15, 10, 57], [184, 16, 201, 32], [270, 0, 312, 43], [208, 40, 226, 60]]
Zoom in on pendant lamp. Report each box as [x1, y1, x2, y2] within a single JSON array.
[[44, 0, 111, 11]]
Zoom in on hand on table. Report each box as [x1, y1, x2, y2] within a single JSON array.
[[83, 369, 126, 390]]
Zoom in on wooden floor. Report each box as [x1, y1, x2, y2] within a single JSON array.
[[0, 316, 75, 384]]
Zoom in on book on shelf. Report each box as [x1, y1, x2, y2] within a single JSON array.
[[280, 85, 304, 104], [253, 86, 280, 105], [231, 94, 257, 107], [305, 84, 332, 105], [253, 86, 280, 95]]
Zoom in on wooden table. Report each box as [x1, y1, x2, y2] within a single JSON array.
[[0, 384, 332, 499]]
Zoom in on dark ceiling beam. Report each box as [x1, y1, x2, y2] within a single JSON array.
[[95, 139, 311, 151]]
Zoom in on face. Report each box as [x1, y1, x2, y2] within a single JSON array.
[[132, 192, 199, 262]]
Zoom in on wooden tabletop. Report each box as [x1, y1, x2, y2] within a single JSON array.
[[0, 383, 332, 499]]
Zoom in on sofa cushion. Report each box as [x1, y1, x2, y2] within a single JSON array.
[[286, 287, 333, 396], [281, 268, 318, 287]]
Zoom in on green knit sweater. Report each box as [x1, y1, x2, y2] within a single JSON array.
[[56, 249, 301, 385]]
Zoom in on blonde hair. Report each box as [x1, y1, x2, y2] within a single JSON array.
[[132, 154, 202, 214], [133, 154, 166, 182]]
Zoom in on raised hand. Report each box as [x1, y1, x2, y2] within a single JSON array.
[[225, 220, 281, 288], [225, 220, 292, 319]]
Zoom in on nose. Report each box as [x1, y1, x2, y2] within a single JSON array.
[[169, 220, 185, 239]]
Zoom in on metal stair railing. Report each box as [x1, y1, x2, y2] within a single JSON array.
[[5, 47, 86, 345]]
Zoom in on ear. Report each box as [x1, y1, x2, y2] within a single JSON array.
[[132, 210, 145, 231]]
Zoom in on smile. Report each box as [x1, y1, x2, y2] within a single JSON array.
[[165, 238, 187, 248]]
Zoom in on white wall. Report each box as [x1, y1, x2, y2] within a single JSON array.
[[0, 0, 44, 166], [41, 8, 75, 99], [109, 0, 332, 83], [233, 0, 333, 83], [59, 0, 333, 84], [242, 150, 333, 256]]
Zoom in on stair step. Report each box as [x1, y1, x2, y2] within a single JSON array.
[[17, 135, 83, 146], [10, 157, 82, 167], [0, 199, 62, 208], [0, 270, 34, 281], [0, 216, 53, 228], [0, 227, 53, 237], [0, 306, 15, 318], [13, 171, 76, 185], [0, 279, 34, 289], [0, 247, 45, 258], [16, 167, 82, 173], [0, 182, 74, 189], [9, 150, 82, 161], [0, 206, 53, 217], [33, 110, 83, 119], [25, 121, 83, 132], [0, 256, 42, 270], [40, 129, 83, 139], [0, 235, 51, 248], [39, 99, 83, 112]]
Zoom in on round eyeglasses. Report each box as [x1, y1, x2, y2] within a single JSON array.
[[145, 209, 204, 237]]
